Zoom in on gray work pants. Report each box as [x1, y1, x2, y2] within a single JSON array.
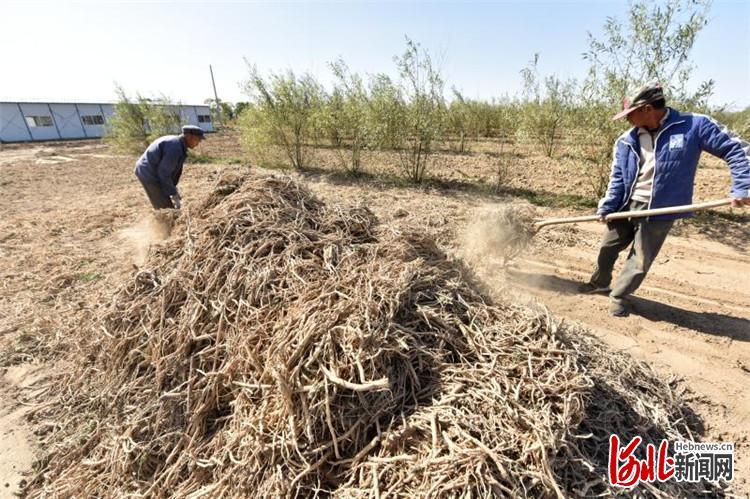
[[138, 177, 174, 209], [590, 201, 674, 304]]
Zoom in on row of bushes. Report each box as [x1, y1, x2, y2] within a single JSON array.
[[240, 38, 452, 183], [106, 1, 749, 200], [235, 42, 631, 195], [231, 0, 750, 197]]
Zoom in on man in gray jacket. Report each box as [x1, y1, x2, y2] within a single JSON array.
[[134, 125, 205, 209]]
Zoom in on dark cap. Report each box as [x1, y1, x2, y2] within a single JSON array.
[[182, 125, 205, 138], [612, 80, 665, 120]]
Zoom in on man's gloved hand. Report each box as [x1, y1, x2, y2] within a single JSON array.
[[731, 197, 750, 208], [171, 194, 182, 210]]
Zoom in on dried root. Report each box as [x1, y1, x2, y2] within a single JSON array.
[[23, 175, 726, 498]]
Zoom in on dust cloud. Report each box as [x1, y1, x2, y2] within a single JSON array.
[[460, 203, 537, 267], [117, 210, 177, 266]]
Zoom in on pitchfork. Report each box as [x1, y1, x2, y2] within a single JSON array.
[[533, 198, 735, 230]]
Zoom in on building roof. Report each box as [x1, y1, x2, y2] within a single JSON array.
[[1, 100, 210, 108]]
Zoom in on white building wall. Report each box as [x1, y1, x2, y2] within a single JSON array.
[[100, 104, 116, 122], [1, 102, 213, 142], [77, 104, 108, 138], [50, 103, 86, 139], [194, 105, 214, 132], [180, 106, 199, 127], [18, 103, 60, 141], [0, 103, 32, 142]]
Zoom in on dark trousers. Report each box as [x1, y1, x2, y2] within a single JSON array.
[[590, 201, 674, 303], [138, 177, 174, 209]]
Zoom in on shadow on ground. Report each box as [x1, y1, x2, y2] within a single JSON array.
[[506, 270, 750, 342]]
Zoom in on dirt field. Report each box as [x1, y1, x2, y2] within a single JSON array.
[[1, 134, 748, 497]]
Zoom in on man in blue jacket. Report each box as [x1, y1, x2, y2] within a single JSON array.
[[134, 125, 205, 210], [578, 81, 750, 317]]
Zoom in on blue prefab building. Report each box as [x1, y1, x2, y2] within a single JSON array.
[[0, 102, 214, 143]]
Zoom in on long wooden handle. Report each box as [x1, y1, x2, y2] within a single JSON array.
[[534, 198, 734, 229]]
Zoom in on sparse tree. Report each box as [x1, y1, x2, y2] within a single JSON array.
[[577, 0, 713, 200], [324, 58, 371, 174], [393, 37, 447, 183], [204, 99, 235, 125], [366, 74, 405, 151], [240, 65, 325, 170], [106, 85, 182, 153], [447, 89, 479, 153], [583, 0, 713, 107], [518, 54, 575, 158], [320, 88, 345, 148], [234, 102, 250, 118]]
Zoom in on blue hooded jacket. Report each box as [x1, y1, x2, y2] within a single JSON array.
[[598, 108, 750, 220], [134, 135, 187, 198]]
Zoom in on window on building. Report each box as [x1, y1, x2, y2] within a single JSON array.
[[197, 114, 212, 123], [81, 115, 105, 125], [25, 115, 54, 127]]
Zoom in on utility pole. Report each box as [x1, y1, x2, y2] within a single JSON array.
[[209, 64, 223, 129]]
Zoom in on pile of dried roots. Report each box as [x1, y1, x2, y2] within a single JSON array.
[[24, 175, 723, 497]]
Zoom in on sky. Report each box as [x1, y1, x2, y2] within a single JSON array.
[[2, 0, 749, 109]]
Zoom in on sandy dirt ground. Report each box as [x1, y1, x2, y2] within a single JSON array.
[[0, 365, 47, 497], [0, 136, 747, 496]]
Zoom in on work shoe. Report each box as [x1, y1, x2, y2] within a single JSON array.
[[577, 282, 611, 295], [609, 301, 631, 317]]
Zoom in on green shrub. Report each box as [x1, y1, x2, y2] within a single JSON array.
[[324, 59, 371, 174], [518, 55, 575, 158], [240, 66, 324, 170], [446, 90, 487, 153], [105, 85, 182, 153], [393, 37, 447, 183], [366, 74, 405, 151]]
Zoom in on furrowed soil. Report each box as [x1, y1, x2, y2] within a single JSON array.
[[1, 133, 748, 497]]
